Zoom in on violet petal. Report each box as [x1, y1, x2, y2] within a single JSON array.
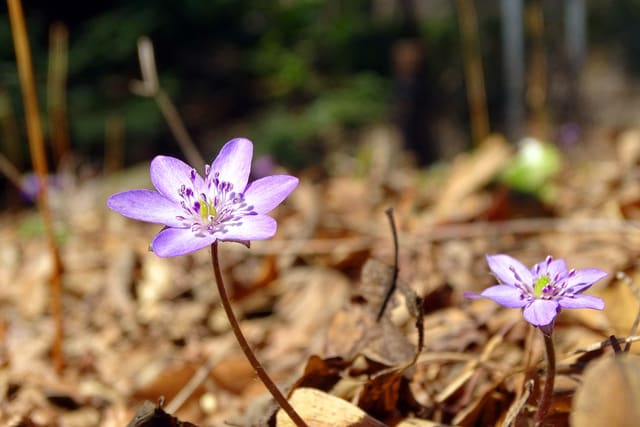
[[216, 214, 277, 242], [151, 227, 216, 257], [486, 254, 533, 287], [558, 294, 605, 310], [462, 291, 483, 300], [523, 299, 559, 326], [565, 269, 608, 293], [211, 138, 252, 193], [479, 285, 528, 308], [151, 156, 205, 202], [107, 190, 185, 227], [545, 257, 568, 279], [243, 175, 299, 214]]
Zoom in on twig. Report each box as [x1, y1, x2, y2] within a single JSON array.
[[413, 295, 425, 358], [245, 218, 640, 257], [7, 0, 65, 374], [0, 87, 22, 190], [210, 242, 308, 427], [406, 217, 640, 242], [455, 0, 490, 145], [47, 22, 70, 166], [131, 36, 205, 170], [615, 271, 640, 352], [165, 339, 234, 414], [377, 207, 400, 321], [567, 335, 640, 356], [525, 0, 549, 138], [609, 335, 623, 354], [0, 152, 24, 191], [104, 114, 125, 174], [502, 379, 534, 427]]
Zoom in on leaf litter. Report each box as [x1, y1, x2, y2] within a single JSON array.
[[3, 127, 640, 426]]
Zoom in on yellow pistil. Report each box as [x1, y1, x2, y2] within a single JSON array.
[[533, 275, 551, 297], [199, 198, 217, 220]]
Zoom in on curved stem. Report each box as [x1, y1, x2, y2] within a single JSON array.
[[535, 332, 555, 425], [210, 242, 308, 427]]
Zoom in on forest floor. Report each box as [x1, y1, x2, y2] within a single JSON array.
[[3, 122, 640, 427]]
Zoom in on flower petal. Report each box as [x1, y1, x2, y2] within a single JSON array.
[[558, 294, 605, 310], [523, 299, 559, 326], [211, 138, 253, 193], [107, 190, 185, 227], [565, 269, 608, 293], [244, 175, 299, 214], [462, 291, 483, 300], [545, 257, 567, 280], [479, 285, 528, 308], [216, 214, 277, 242], [151, 227, 216, 257], [151, 155, 204, 202], [486, 254, 533, 287]]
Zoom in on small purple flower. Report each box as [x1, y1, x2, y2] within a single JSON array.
[[107, 138, 298, 257], [466, 254, 607, 334]]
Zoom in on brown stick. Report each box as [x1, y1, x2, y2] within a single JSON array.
[[131, 37, 205, 170], [376, 207, 400, 321], [210, 242, 307, 426], [455, 0, 490, 145], [47, 22, 70, 165], [7, 0, 65, 373], [526, 0, 549, 139], [104, 114, 125, 174], [0, 87, 22, 208]]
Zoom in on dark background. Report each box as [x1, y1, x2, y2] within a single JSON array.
[[1, 0, 640, 171]]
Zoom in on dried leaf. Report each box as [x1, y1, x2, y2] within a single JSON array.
[[326, 305, 416, 366], [571, 354, 640, 427], [430, 135, 512, 223], [357, 369, 423, 422], [126, 400, 199, 427], [276, 387, 386, 427], [292, 355, 350, 392]]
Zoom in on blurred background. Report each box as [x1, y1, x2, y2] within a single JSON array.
[[2, 0, 640, 194]]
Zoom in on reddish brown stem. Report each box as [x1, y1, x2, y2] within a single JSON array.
[[535, 332, 555, 425], [210, 242, 307, 426]]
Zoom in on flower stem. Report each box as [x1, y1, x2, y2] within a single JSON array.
[[535, 332, 556, 425], [210, 242, 307, 427]]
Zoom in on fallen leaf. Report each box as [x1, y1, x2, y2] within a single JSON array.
[[276, 387, 386, 427], [571, 353, 640, 427]]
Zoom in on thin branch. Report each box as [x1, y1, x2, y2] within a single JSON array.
[[455, 0, 490, 145], [609, 335, 623, 354], [502, 379, 534, 427], [47, 22, 70, 165], [377, 207, 400, 321], [567, 335, 640, 356], [0, 152, 24, 191], [615, 271, 640, 352], [131, 36, 205, 169], [7, 0, 65, 373], [165, 339, 234, 414]]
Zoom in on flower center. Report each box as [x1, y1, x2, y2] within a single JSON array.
[[174, 167, 256, 237], [198, 197, 217, 220], [533, 275, 551, 297]]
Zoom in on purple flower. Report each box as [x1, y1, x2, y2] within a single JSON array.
[[107, 138, 298, 257], [466, 254, 607, 334]]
